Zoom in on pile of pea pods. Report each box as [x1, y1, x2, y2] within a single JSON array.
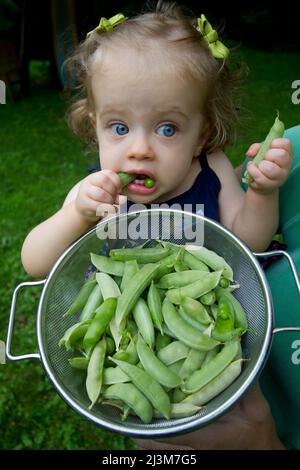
[[59, 241, 248, 423]]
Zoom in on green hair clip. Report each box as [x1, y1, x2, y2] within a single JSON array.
[[195, 14, 230, 60], [86, 13, 127, 38]]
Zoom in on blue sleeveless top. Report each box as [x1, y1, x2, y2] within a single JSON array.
[[88, 151, 221, 222]]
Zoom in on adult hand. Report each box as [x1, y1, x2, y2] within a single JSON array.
[[134, 383, 286, 450]]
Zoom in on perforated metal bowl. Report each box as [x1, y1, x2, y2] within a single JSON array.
[[6, 209, 300, 438]]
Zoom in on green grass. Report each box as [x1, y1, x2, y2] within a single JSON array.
[[1, 48, 300, 450]]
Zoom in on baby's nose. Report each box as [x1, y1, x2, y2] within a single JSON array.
[[126, 133, 154, 160]]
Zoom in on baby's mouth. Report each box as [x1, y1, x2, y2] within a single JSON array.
[[133, 174, 148, 185], [118, 171, 156, 192], [127, 173, 156, 188]]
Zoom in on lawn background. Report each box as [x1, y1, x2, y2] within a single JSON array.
[[0, 47, 300, 449]]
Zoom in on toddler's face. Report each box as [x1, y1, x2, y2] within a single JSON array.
[[91, 49, 208, 204]]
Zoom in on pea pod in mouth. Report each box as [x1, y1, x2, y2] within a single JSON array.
[[117, 172, 155, 189]]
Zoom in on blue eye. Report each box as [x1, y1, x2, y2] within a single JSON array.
[[111, 123, 129, 136], [157, 124, 177, 137]]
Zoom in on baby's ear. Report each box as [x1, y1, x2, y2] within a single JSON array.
[[194, 124, 212, 156]]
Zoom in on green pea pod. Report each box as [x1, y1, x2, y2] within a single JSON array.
[[174, 260, 189, 272], [137, 335, 182, 388], [201, 346, 220, 368], [214, 297, 235, 334], [103, 367, 130, 385], [211, 297, 245, 342], [127, 319, 138, 338], [80, 284, 103, 321], [182, 339, 240, 394], [105, 337, 115, 356], [155, 332, 172, 352], [132, 298, 155, 349], [153, 250, 184, 280], [182, 359, 243, 406], [157, 270, 211, 289], [118, 172, 137, 188], [154, 402, 201, 419], [166, 271, 222, 304], [242, 114, 285, 185], [112, 350, 129, 361], [157, 340, 190, 365], [219, 277, 230, 288], [90, 253, 125, 277], [68, 357, 89, 370], [86, 338, 106, 409], [182, 250, 210, 271], [109, 246, 170, 263], [96, 272, 121, 299], [110, 357, 171, 419], [158, 242, 208, 271], [63, 274, 96, 317], [147, 281, 163, 334], [200, 291, 216, 306], [185, 245, 233, 281], [181, 296, 212, 325], [83, 297, 117, 353], [59, 320, 91, 351], [177, 306, 206, 332], [103, 383, 153, 424], [115, 263, 160, 330], [178, 349, 206, 379], [212, 327, 245, 342], [95, 272, 123, 350], [162, 298, 220, 352], [125, 336, 139, 364], [215, 287, 248, 330], [120, 260, 139, 292]]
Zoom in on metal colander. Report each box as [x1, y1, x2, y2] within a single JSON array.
[[6, 209, 300, 438]]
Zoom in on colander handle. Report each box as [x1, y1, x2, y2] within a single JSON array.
[[254, 250, 300, 334], [6, 280, 45, 361]]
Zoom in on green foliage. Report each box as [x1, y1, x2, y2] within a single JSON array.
[[0, 48, 300, 449], [0, 0, 20, 32]]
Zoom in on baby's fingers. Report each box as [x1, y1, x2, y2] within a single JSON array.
[[90, 169, 121, 196], [263, 148, 292, 172], [246, 160, 285, 192], [96, 203, 118, 219], [246, 143, 261, 158], [269, 137, 292, 155], [87, 185, 116, 205], [257, 160, 284, 181]]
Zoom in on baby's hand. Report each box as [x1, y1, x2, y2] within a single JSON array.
[[75, 170, 122, 222], [245, 138, 292, 195]]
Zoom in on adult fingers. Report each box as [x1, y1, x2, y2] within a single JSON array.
[[134, 438, 193, 451]]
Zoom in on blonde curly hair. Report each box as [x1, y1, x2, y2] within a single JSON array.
[[65, 1, 245, 153]]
